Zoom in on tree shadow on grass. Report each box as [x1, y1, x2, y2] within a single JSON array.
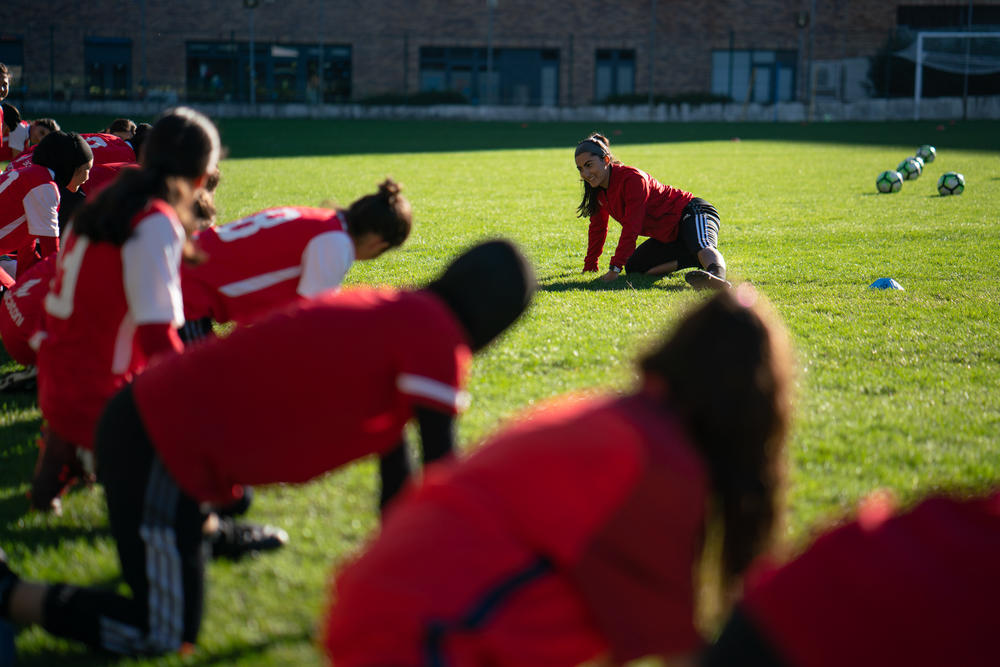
[[14, 628, 315, 667]]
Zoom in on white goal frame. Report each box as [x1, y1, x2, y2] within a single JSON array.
[[913, 31, 1000, 120]]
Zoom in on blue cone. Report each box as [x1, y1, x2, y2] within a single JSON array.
[[869, 278, 904, 290]]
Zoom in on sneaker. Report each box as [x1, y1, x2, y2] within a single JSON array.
[[0, 366, 38, 393], [210, 519, 288, 561], [685, 269, 732, 290], [29, 431, 95, 513]]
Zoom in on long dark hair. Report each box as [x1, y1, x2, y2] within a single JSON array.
[[72, 107, 220, 245], [640, 286, 794, 593], [575, 133, 621, 219], [344, 178, 412, 248]]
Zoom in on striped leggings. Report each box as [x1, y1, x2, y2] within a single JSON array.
[[41, 385, 205, 655]]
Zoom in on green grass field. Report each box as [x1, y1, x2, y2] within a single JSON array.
[[2, 117, 999, 665]]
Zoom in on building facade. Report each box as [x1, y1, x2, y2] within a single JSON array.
[[2, 1, 998, 107]]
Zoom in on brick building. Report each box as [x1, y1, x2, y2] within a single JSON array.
[[1, 1, 998, 106]]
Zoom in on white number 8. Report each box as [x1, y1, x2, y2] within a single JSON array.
[[215, 208, 303, 242]]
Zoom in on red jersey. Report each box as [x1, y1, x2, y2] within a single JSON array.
[[740, 491, 1000, 667], [0, 164, 60, 277], [181, 206, 355, 325], [132, 288, 472, 506], [585, 164, 694, 271], [81, 133, 136, 165], [2, 147, 34, 174], [0, 253, 56, 366], [81, 161, 138, 197], [326, 393, 708, 666], [38, 199, 186, 449]]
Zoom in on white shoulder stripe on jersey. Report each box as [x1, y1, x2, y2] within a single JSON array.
[[397, 373, 470, 412], [218, 266, 302, 297], [0, 214, 27, 240]]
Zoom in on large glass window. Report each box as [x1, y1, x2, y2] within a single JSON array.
[[186, 42, 351, 103], [595, 49, 635, 101], [419, 47, 560, 105], [85, 38, 131, 99], [711, 49, 797, 103]]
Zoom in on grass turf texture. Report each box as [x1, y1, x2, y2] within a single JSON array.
[[2, 117, 999, 664]]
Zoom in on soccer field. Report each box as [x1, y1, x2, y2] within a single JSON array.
[[2, 117, 999, 664]]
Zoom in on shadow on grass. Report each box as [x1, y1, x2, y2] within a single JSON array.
[[35, 116, 995, 160], [539, 273, 689, 293], [14, 628, 314, 667], [1, 522, 112, 551]]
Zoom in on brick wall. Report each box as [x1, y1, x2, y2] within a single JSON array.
[[3, 0, 997, 103]]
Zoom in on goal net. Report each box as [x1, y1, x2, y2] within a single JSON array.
[[893, 31, 1000, 119]]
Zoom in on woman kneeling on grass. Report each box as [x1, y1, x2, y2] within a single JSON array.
[[575, 133, 730, 289], [324, 285, 794, 667], [0, 239, 535, 657]]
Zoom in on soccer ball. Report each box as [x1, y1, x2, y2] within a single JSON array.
[[937, 171, 965, 196], [916, 144, 936, 163], [897, 156, 923, 180], [875, 170, 903, 193]]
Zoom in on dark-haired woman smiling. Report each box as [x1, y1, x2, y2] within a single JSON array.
[[575, 133, 730, 289]]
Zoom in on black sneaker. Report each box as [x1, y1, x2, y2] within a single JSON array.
[[685, 269, 732, 291], [0, 366, 38, 393], [210, 519, 288, 561]]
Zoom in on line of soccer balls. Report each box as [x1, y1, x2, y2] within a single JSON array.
[[875, 144, 965, 196]]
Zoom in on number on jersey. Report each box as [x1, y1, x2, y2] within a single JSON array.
[[215, 208, 303, 242]]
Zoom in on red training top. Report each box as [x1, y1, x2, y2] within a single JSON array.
[[585, 164, 694, 271], [326, 393, 708, 666], [80, 133, 136, 165], [132, 287, 472, 506], [81, 161, 138, 197], [0, 253, 57, 366], [38, 199, 186, 449], [181, 206, 355, 325], [0, 163, 61, 287], [741, 490, 1000, 667]]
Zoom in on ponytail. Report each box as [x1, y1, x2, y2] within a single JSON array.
[[639, 287, 793, 595], [344, 178, 412, 248]]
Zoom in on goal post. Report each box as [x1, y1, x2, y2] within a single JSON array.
[[909, 31, 1000, 120]]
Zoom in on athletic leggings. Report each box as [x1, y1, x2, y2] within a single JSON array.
[[625, 198, 721, 274], [42, 385, 206, 655]]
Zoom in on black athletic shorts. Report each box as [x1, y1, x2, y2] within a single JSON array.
[[624, 197, 721, 274]]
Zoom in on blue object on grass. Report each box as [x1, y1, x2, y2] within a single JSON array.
[[869, 278, 904, 290], [0, 619, 15, 666]]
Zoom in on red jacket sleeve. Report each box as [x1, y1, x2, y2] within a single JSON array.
[[584, 208, 610, 271], [136, 322, 184, 363], [609, 174, 650, 270], [36, 235, 59, 260]]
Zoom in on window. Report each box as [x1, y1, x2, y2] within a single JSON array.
[[419, 47, 560, 105], [186, 42, 351, 103], [711, 49, 797, 103], [595, 50, 635, 102], [85, 38, 131, 100]]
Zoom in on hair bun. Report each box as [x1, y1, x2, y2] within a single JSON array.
[[378, 178, 402, 202]]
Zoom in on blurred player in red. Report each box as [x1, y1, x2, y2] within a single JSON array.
[[0, 131, 93, 288], [6, 115, 60, 160], [103, 118, 137, 140], [0, 63, 9, 157], [32, 107, 220, 512], [0, 253, 56, 392], [0, 238, 535, 656], [180, 179, 411, 341], [324, 285, 794, 667], [575, 133, 730, 289], [701, 489, 1000, 667]]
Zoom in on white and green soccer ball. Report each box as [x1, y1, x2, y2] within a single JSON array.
[[937, 171, 965, 196], [916, 144, 936, 163], [876, 170, 903, 193], [897, 156, 924, 180]]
